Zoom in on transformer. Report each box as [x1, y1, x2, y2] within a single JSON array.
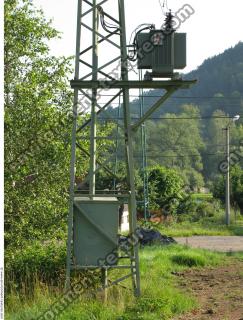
[[136, 31, 187, 78]]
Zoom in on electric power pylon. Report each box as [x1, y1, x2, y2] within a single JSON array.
[[66, 0, 196, 298]]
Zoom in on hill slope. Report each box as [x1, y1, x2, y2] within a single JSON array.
[[129, 41, 243, 117]]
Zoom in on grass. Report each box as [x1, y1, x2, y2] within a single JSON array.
[[6, 244, 231, 320], [156, 220, 243, 237], [191, 193, 213, 200]]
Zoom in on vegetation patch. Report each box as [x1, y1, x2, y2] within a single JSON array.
[[5, 244, 230, 320], [171, 252, 206, 267]]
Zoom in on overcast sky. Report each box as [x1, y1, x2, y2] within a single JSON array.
[[33, 0, 243, 73]]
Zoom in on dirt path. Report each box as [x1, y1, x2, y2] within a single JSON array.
[[175, 236, 243, 252], [173, 261, 243, 320]]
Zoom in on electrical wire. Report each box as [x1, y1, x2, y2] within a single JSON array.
[[129, 24, 153, 45], [115, 153, 226, 159], [158, 0, 166, 16], [77, 93, 243, 100], [98, 6, 118, 29], [100, 17, 120, 35], [98, 115, 243, 121], [128, 24, 155, 61], [145, 145, 239, 152], [98, 6, 120, 35], [164, 0, 169, 11], [144, 115, 243, 120], [159, 0, 171, 16]]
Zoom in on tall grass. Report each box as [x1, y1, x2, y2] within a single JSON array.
[[6, 244, 228, 320]]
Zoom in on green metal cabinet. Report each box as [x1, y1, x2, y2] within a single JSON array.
[[73, 197, 119, 266]]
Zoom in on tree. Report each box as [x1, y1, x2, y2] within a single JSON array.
[[231, 124, 243, 169], [4, 0, 74, 248], [213, 165, 243, 214], [145, 105, 205, 189], [4, 0, 113, 247], [231, 166, 243, 214], [179, 168, 205, 192], [144, 165, 185, 213], [203, 109, 229, 180]]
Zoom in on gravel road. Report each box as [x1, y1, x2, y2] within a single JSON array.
[[175, 236, 243, 252]]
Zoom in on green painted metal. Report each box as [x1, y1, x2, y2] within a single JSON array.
[[132, 88, 178, 132], [80, 22, 121, 50], [174, 33, 187, 69], [119, 0, 141, 297], [153, 31, 174, 74], [89, 0, 99, 196], [65, 0, 82, 290], [77, 91, 122, 132], [139, 70, 149, 220], [137, 31, 186, 75], [73, 197, 119, 266], [113, 94, 121, 190], [225, 127, 230, 225], [75, 193, 130, 198], [71, 265, 132, 270], [76, 142, 120, 180], [70, 79, 197, 89], [80, 55, 121, 81]]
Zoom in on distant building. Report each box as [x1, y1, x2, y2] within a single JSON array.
[[120, 204, 129, 232]]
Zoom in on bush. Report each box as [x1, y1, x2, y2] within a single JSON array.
[[176, 196, 223, 223], [176, 196, 198, 217], [5, 241, 66, 293], [5, 240, 102, 298], [139, 165, 184, 212]]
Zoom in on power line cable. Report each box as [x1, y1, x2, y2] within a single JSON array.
[[115, 153, 226, 159], [158, 0, 166, 15], [78, 93, 243, 99], [98, 115, 243, 121]]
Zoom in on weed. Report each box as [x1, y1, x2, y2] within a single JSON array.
[[5, 243, 240, 319]]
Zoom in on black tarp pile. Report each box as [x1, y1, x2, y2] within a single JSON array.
[[138, 228, 176, 246], [119, 227, 176, 248]]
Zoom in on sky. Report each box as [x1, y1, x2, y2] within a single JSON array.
[[33, 0, 243, 73]]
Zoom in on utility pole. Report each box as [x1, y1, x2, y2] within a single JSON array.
[[223, 115, 240, 226], [225, 126, 230, 226]]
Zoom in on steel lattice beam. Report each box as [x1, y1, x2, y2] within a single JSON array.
[[71, 79, 197, 89]]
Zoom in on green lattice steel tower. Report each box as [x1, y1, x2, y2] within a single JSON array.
[[66, 0, 196, 297]]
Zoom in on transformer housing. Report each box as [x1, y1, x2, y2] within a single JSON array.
[[136, 30, 186, 77]]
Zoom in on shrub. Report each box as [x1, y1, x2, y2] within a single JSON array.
[[5, 241, 66, 293], [177, 196, 223, 223], [5, 240, 102, 297], [139, 165, 184, 212]]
